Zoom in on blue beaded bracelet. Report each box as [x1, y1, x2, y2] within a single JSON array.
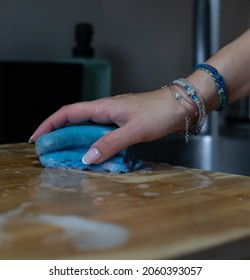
[[193, 63, 228, 111]]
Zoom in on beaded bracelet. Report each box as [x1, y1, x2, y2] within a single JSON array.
[[174, 84, 199, 117], [193, 63, 228, 111], [169, 85, 191, 143], [171, 78, 207, 135]]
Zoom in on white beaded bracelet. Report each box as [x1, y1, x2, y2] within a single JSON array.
[[169, 85, 191, 143], [171, 78, 207, 135]]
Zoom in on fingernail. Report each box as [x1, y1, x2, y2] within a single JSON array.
[[28, 134, 34, 144], [82, 148, 101, 165]]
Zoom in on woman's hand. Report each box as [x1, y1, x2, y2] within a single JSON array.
[[30, 88, 186, 164]]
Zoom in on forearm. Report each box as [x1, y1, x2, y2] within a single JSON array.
[[188, 28, 250, 113]]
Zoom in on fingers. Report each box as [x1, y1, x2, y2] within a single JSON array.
[[30, 100, 112, 142], [82, 124, 140, 164]]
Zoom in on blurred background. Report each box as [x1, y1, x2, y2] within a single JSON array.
[[0, 0, 250, 175], [0, 0, 249, 92]]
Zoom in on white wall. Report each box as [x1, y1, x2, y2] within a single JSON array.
[[0, 0, 249, 94]]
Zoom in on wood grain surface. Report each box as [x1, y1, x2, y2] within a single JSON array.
[[0, 143, 250, 260]]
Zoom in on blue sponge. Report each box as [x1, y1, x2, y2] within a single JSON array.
[[35, 124, 142, 173]]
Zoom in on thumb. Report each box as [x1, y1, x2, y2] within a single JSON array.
[[82, 125, 139, 164]]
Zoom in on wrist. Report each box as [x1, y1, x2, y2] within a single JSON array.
[[160, 85, 199, 139], [187, 70, 219, 113]]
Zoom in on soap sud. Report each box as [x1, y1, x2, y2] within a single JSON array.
[[171, 182, 213, 194], [95, 197, 105, 202], [0, 202, 129, 251], [137, 167, 153, 174], [37, 214, 129, 250], [137, 184, 150, 189], [143, 192, 159, 197], [0, 203, 31, 246], [116, 193, 128, 197]]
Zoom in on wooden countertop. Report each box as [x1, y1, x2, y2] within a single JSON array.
[[1, 143, 250, 260]]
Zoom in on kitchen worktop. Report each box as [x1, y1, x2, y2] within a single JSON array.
[[1, 143, 250, 260]]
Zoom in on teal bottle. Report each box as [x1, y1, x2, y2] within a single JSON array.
[[59, 23, 112, 101]]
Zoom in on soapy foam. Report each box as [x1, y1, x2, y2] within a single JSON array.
[[0, 203, 129, 250], [37, 214, 129, 250]]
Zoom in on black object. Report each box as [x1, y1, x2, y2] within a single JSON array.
[[72, 23, 95, 57], [0, 61, 83, 144]]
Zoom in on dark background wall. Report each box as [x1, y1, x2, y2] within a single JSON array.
[[0, 0, 249, 94]]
